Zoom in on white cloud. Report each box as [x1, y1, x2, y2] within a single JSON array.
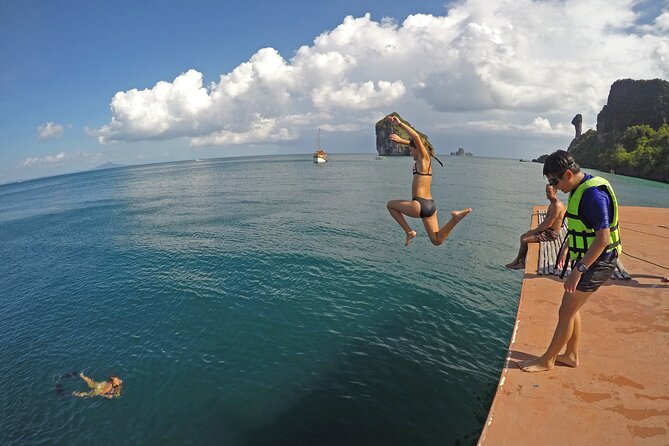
[[639, 9, 669, 32], [442, 117, 571, 135], [531, 117, 552, 132], [191, 116, 295, 146], [656, 11, 669, 30], [94, 2, 669, 151], [23, 152, 67, 166], [21, 150, 101, 168], [311, 80, 406, 110], [37, 122, 65, 140]]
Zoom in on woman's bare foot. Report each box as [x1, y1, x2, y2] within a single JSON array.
[[405, 230, 417, 246], [451, 208, 472, 223], [556, 353, 579, 368], [519, 357, 554, 373]]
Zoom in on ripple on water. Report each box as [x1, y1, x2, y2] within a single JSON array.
[[1, 156, 664, 445]]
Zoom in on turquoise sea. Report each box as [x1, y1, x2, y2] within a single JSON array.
[[1, 155, 667, 445]]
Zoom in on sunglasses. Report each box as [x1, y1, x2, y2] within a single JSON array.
[[547, 177, 559, 186]]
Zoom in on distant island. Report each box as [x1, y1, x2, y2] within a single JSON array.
[[91, 162, 124, 171], [450, 147, 473, 157]]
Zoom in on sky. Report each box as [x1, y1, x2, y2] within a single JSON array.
[[1, 0, 668, 183]]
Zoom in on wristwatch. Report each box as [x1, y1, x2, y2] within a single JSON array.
[[576, 261, 588, 273]]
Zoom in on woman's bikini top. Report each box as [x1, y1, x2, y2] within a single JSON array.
[[412, 159, 432, 176]]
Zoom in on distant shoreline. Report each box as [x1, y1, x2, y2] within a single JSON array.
[[12, 153, 664, 187]]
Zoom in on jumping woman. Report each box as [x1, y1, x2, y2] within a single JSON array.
[[385, 115, 472, 247]]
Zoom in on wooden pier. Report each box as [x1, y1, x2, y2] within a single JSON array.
[[479, 206, 669, 445]]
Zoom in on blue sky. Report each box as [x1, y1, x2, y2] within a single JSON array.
[[1, 0, 668, 183]]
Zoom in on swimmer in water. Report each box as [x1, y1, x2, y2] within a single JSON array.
[[385, 114, 472, 246], [73, 372, 123, 399]]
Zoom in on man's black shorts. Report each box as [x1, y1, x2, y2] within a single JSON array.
[[576, 252, 618, 292]]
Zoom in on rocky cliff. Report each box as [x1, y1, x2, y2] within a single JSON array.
[[568, 78, 669, 183], [375, 112, 434, 156], [596, 79, 669, 143]]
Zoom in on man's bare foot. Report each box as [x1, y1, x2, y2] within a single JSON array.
[[451, 208, 472, 223], [405, 230, 417, 246], [509, 262, 525, 270], [521, 363, 553, 372], [556, 353, 579, 368], [517, 357, 536, 368], [505, 261, 519, 269], [519, 357, 553, 373]]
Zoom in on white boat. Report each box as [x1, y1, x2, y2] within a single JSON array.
[[313, 128, 328, 163], [375, 155, 385, 160]]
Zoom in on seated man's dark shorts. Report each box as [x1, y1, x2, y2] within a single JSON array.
[[576, 252, 618, 292], [536, 228, 559, 242]]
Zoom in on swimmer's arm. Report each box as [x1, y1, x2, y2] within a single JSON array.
[[72, 390, 95, 398]]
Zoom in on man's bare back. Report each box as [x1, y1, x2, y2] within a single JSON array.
[[544, 200, 566, 232]]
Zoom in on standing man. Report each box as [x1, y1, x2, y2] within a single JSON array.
[[520, 150, 621, 372]]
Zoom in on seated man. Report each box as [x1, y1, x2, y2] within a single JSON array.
[[506, 184, 566, 269]]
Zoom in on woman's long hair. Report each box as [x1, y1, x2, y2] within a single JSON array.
[[410, 138, 444, 167]]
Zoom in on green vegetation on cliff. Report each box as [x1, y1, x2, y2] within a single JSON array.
[[612, 124, 669, 181], [570, 124, 669, 183], [567, 79, 669, 183]]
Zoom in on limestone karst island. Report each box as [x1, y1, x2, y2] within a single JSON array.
[[375, 113, 436, 156], [538, 78, 669, 183]]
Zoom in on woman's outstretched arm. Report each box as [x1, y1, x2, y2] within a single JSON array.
[[389, 133, 410, 145], [387, 116, 428, 159]]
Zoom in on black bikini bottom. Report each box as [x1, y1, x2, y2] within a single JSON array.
[[413, 197, 436, 218]]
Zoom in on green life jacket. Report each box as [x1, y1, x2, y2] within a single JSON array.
[[566, 176, 622, 261]]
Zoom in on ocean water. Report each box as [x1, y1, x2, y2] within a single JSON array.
[[0, 154, 666, 445]]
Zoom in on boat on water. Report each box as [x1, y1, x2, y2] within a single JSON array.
[[375, 155, 386, 160], [313, 150, 327, 163], [313, 129, 328, 163]]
